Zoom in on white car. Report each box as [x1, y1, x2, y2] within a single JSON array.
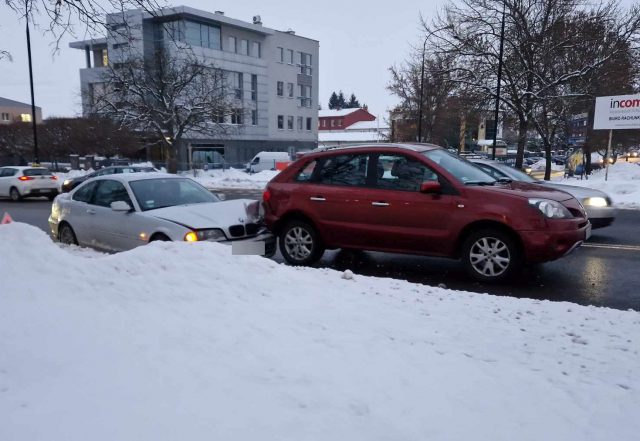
[[48, 173, 276, 255], [0, 166, 59, 201]]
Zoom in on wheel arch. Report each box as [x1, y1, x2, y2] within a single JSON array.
[[455, 220, 524, 259]]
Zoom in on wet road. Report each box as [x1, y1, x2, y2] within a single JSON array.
[[2, 193, 639, 311]]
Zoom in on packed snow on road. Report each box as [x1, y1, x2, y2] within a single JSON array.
[[1, 223, 639, 441]]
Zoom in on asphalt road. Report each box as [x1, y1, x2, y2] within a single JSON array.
[[2, 192, 639, 311]]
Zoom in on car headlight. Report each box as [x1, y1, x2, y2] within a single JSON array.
[[528, 198, 573, 219], [184, 228, 226, 242], [63, 179, 71, 186], [524, 167, 532, 174], [583, 197, 608, 207]]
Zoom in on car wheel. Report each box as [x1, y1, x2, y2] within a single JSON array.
[[279, 220, 324, 265], [9, 187, 21, 202], [59, 223, 78, 246], [462, 229, 521, 282], [47, 194, 57, 201], [150, 233, 171, 242]]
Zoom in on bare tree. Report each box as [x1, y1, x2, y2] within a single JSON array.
[[93, 45, 237, 172], [3, 0, 164, 53], [421, 0, 640, 169]]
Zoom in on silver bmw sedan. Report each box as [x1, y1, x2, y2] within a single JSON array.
[[49, 173, 275, 255]]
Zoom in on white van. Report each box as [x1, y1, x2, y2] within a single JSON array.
[[246, 151, 291, 173]]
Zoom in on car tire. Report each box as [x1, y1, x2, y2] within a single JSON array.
[[59, 223, 78, 246], [279, 220, 324, 266], [9, 187, 21, 202], [47, 194, 57, 201], [150, 233, 171, 242], [461, 228, 521, 283]]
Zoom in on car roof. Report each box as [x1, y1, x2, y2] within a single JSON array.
[[0, 166, 48, 170], [313, 143, 442, 154]]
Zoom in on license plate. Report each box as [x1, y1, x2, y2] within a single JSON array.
[[585, 223, 592, 240]]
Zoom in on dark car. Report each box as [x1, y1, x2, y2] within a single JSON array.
[[61, 166, 157, 193], [263, 143, 590, 282]]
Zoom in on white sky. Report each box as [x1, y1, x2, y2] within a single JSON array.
[[0, 0, 635, 119]]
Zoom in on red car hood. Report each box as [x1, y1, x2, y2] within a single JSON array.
[[483, 181, 575, 202]]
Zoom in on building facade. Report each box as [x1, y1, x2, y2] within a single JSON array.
[[318, 108, 375, 131], [70, 6, 319, 168], [0, 97, 42, 125]]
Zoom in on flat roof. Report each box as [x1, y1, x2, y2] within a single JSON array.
[[69, 38, 108, 50]]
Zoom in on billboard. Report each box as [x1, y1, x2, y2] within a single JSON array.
[[593, 94, 640, 130]]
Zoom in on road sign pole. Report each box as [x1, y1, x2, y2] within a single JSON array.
[[605, 129, 612, 182]]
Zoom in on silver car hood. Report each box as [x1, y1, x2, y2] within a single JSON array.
[[145, 199, 255, 229], [538, 182, 608, 200]]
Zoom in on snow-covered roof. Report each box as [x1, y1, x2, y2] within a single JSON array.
[[318, 131, 387, 143], [345, 120, 390, 131], [318, 108, 362, 118]]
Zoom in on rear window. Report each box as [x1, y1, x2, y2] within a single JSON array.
[[24, 168, 52, 176]]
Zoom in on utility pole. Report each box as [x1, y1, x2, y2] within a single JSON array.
[[25, 11, 40, 165]]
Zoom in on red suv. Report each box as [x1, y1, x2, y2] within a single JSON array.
[[263, 144, 590, 282]]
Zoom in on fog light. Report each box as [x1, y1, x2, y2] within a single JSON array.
[[184, 231, 198, 242]]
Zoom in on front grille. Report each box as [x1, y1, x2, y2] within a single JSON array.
[[229, 225, 245, 237], [245, 223, 259, 235]]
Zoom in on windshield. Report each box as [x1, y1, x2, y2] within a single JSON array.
[[422, 149, 496, 184], [493, 163, 537, 183], [129, 178, 220, 211]]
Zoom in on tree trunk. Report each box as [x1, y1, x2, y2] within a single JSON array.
[[544, 142, 552, 181], [515, 117, 528, 169]]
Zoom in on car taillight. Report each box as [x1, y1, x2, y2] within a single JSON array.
[[18, 176, 34, 181], [50, 176, 58, 180], [262, 189, 271, 202]]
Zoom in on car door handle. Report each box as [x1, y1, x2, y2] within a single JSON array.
[[310, 197, 326, 202], [371, 201, 390, 207], [86, 208, 96, 214]]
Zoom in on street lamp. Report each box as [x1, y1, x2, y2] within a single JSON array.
[[491, 0, 507, 160], [25, 4, 40, 165]]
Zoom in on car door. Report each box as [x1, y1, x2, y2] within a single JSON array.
[[365, 153, 456, 255], [90, 179, 143, 252], [293, 153, 376, 248], [0, 168, 14, 196], [67, 180, 100, 246]]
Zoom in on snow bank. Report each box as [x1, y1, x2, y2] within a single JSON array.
[[530, 159, 564, 172], [189, 168, 279, 189], [555, 162, 640, 209], [1, 223, 639, 441]]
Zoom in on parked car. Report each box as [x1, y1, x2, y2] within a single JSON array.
[[0, 166, 59, 201], [49, 173, 276, 255], [61, 165, 157, 193], [246, 152, 291, 173], [263, 143, 590, 282], [471, 159, 616, 228]]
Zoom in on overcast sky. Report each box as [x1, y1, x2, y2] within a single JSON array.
[[0, 0, 635, 120]]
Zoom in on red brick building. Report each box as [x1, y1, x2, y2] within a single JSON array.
[[318, 108, 375, 131]]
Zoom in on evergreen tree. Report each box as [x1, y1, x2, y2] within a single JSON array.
[[328, 92, 339, 109], [337, 91, 346, 109], [347, 93, 361, 108]]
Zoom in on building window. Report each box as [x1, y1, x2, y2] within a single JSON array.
[[251, 74, 257, 101], [337, 119, 342, 127], [166, 20, 221, 49], [112, 42, 129, 49], [277, 115, 284, 129], [299, 85, 312, 108], [252, 109, 258, 126], [231, 72, 243, 100], [231, 109, 244, 125], [239, 39, 248, 55], [214, 112, 225, 124], [287, 82, 294, 98], [287, 116, 294, 130], [228, 36, 237, 53], [277, 81, 284, 97], [306, 117, 312, 131], [297, 116, 303, 130], [101, 49, 109, 67], [277, 47, 283, 62], [20, 113, 32, 123], [251, 41, 261, 58], [331, 119, 335, 128], [1, 113, 9, 121], [299, 52, 312, 75], [287, 49, 294, 64]]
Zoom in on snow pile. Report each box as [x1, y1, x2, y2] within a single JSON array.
[[530, 159, 564, 172], [1, 223, 639, 441], [190, 167, 279, 189], [556, 162, 640, 209]]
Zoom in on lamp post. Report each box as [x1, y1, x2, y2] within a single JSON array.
[[25, 6, 39, 165], [491, 0, 507, 160]]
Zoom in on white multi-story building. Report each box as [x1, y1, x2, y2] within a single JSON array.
[[70, 6, 319, 167]]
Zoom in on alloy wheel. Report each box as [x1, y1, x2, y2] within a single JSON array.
[[469, 236, 511, 277], [284, 226, 314, 261]]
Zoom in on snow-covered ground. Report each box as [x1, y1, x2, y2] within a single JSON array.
[[1, 222, 639, 441], [554, 162, 640, 209], [186, 168, 278, 189]]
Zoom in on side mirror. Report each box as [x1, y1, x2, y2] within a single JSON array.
[[420, 181, 441, 194], [216, 193, 226, 201], [110, 200, 132, 212]]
